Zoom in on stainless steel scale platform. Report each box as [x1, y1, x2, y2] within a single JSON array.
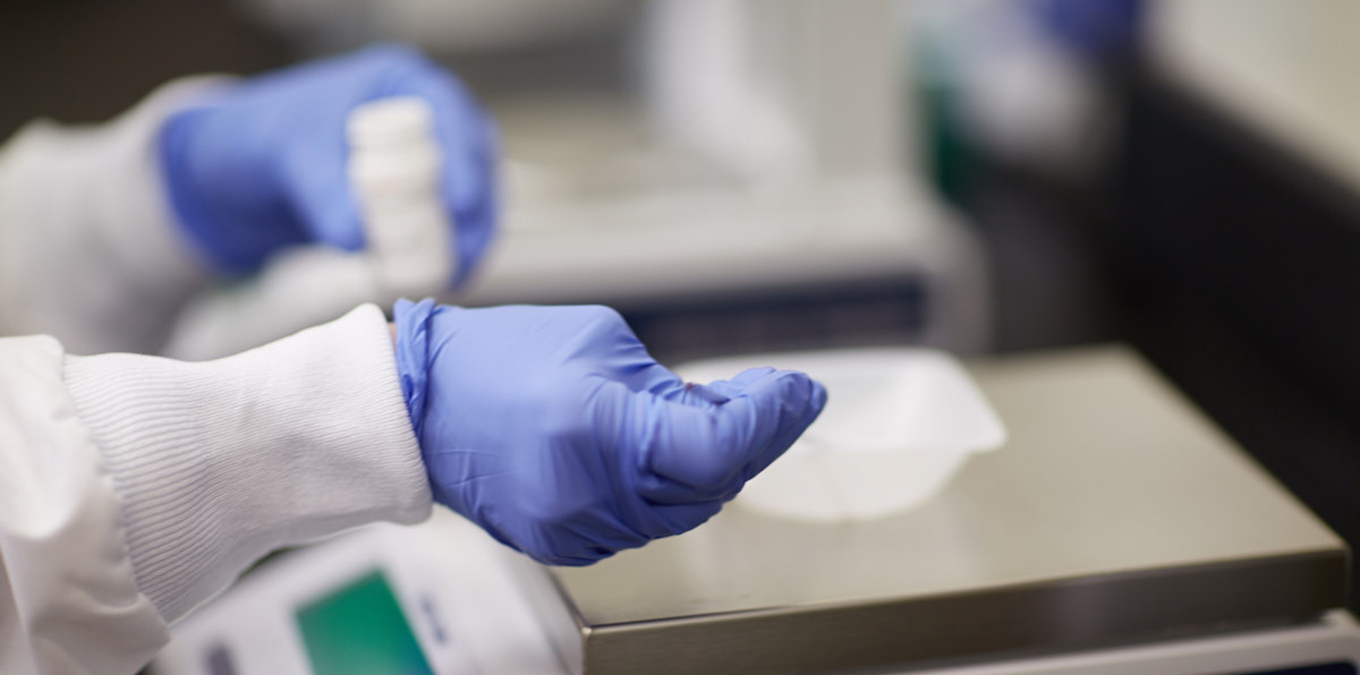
[[517, 346, 1348, 675]]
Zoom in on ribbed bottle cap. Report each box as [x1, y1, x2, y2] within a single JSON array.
[[347, 96, 436, 150]]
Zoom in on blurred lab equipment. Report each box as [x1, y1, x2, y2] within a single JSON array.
[[471, 0, 989, 361], [392, 298, 826, 566], [180, 0, 989, 364], [152, 347, 1360, 675], [914, 0, 1140, 188]]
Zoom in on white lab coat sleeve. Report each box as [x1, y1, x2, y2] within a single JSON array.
[[0, 303, 432, 674], [0, 77, 228, 356], [0, 336, 166, 675]]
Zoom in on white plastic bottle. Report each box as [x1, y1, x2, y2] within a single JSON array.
[[347, 96, 455, 296]]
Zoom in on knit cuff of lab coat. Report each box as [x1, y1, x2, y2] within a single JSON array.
[[63, 304, 432, 623]]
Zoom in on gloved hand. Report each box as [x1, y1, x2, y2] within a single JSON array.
[[157, 44, 496, 285], [393, 299, 827, 566]]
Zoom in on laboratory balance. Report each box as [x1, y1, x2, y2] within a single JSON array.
[[152, 346, 1357, 675]]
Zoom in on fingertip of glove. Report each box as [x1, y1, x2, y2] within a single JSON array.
[[332, 224, 366, 252], [727, 366, 777, 386], [740, 368, 828, 431], [283, 149, 367, 251], [737, 367, 814, 404], [810, 378, 829, 415], [449, 188, 498, 285]]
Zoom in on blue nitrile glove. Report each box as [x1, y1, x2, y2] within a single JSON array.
[[392, 299, 828, 566], [158, 44, 497, 285]]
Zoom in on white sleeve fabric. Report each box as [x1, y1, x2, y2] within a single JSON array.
[[0, 304, 432, 674], [0, 336, 166, 675], [0, 77, 228, 356]]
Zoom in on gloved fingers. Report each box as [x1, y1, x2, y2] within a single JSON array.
[[282, 139, 366, 251], [647, 365, 797, 414], [421, 445, 640, 567], [277, 48, 412, 251], [536, 512, 651, 566], [448, 112, 499, 287], [738, 375, 828, 481], [658, 380, 732, 408], [626, 368, 826, 504], [655, 367, 785, 408], [384, 55, 491, 213], [541, 305, 711, 403], [627, 359, 734, 407], [594, 332, 739, 407], [632, 498, 727, 540], [499, 456, 653, 565]]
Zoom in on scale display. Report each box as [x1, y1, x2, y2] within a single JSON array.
[[295, 570, 435, 675]]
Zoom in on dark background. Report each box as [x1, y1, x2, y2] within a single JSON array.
[[0, 0, 291, 140]]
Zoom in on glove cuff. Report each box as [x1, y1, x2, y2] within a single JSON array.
[[393, 297, 439, 437]]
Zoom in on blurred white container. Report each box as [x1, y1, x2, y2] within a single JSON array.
[[676, 348, 1006, 522]]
